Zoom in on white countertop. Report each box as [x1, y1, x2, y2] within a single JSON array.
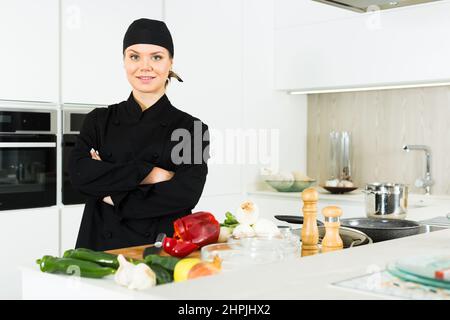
[[21, 228, 450, 300], [248, 189, 450, 223], [248, 189, 450, 204]]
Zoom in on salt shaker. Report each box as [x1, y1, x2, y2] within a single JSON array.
[[321, 206, 343, 253]]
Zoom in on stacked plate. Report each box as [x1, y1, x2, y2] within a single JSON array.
[[387, 255, 450, 290]]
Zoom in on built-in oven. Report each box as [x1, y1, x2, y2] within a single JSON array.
[[62, 107, 94, 205], [0, 107, 57, 211]]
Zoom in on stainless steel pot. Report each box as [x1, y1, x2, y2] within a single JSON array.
[[363, 183, 408, 219]]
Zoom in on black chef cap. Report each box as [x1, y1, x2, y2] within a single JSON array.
[[123, 18, 174, 57]]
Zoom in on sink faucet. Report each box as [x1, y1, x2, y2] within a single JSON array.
[[402, 145, 434, 195]]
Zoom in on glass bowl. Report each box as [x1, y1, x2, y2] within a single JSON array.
[[265, 180, 316, 192], [201, 229, 300, 271]]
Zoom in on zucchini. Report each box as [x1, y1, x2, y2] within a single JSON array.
[[36, 255, 115, 278]]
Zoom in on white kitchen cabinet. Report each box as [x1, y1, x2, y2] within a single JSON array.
[[61, 0, 163, 105], [274, 0, 357, 29], [60, 205, 85, 255], [275, 0, 450, 92], [0, 207, 59, 299], [165, 0, 243, 197], [0, 0, 58, 102]]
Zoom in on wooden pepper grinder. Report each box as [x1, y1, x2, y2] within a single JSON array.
[[301, 188, 319, 251], [321, 206, 343, 253]]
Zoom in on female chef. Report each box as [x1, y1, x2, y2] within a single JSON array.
[[69, 18, 210, 251]]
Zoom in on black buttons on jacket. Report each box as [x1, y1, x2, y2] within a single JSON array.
[[160, 121, 167, 127], [145, 232, 151, 238], [104, 231, 112, 239], [152, 152, 159, 164], [113, 119, 120, 126]]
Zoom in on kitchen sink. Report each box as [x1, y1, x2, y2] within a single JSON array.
[[418, 224, 448, 234]]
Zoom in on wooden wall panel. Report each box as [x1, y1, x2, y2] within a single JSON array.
[[307, 86, 450, 195]]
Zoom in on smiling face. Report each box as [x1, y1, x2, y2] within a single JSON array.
[[123, 43, 173, 95]]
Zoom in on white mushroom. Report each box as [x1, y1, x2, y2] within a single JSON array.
[[235, 201, 260, 225]]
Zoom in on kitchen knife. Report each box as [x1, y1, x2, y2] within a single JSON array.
[[143, 232, 166, 258]]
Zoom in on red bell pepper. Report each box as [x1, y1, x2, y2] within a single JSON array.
[[163, 211, 220, 258], [174, 211, 220, 247], [162, 237, 199, 258]]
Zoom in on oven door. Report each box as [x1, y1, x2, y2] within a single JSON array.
[[0, 134, 56, 210]]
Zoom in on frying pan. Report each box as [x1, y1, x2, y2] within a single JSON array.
[[275, 215, 324, 226], [274, 215, 372, 248], [275, 215, 422, 243], [340, 218, 421, 243]]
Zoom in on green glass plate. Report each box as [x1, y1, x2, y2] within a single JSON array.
[[386, 263, 450, 290]]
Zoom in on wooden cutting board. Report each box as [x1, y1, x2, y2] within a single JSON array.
[[105, 244, 201, 260]]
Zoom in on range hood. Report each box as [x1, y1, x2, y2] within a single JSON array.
[[313, 0, 441, 13]]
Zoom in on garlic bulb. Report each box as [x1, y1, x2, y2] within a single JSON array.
[[253, 218, 280, 237], [235, 201, 259, 225], [114, 254, 156, 290], [232, 224, 256, 238]]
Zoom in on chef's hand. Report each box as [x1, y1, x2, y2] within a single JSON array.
[[102, 196, 114, 206], [103, 168, 174, 205], [90, 148, 102, 161], [89, 149, 112, 205], [140, 167, 174, 184]]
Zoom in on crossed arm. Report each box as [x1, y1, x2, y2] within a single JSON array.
[[88, 148, 174, 205]]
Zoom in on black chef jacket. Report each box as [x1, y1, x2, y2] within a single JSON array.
[[69, 92, 210, 251]]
